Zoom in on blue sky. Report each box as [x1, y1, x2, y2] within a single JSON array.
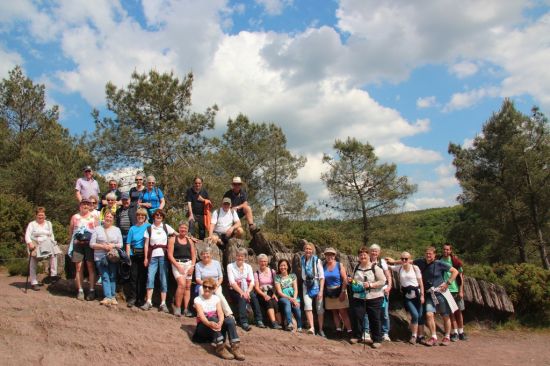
[[1, 0, 549, 212]]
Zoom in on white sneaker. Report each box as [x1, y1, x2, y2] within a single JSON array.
[[382, 334, 391, 342], [362, 332, 372, 344]]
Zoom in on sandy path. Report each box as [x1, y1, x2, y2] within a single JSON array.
[[0, 272, 548, 366]]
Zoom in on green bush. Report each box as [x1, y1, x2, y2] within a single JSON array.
[[0, 193, 34, 264], [7, 258, 29, 276], [467, 263, 550, 326]]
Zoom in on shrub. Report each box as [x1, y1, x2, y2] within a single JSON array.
[[0, 193, 34, 264]]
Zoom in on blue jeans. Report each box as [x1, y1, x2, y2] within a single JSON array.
[[194, 316, 240, 344], [381, 295, 390, 335], [404, 296, 423, 324], [278, 298, 302, 328], [229, 290, 263, 326], [96, 258, 118, 299], [147, 256, 167, 293]]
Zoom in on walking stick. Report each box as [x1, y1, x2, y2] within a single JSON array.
[[25, 251, 32, 293]]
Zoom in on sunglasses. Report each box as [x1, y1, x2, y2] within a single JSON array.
[[203, 285, 215, 291], [147, 182, 155, 184], [89, 201, 97, 204], [136, 214, 146, 217], [135, 179, 143, 181], [401, 258, 409, 261]]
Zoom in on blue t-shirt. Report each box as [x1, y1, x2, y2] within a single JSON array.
[[126, 223, 151, 254], [413, 258, 451, 289], [139, 188, 164, 215], [324, 262, 341, 288]]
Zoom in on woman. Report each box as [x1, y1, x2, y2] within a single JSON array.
[[129, 173, 146, 220], [141, 209, 175, 312], [88, 195, 100, 221], [386, 252, 424, 344], [192, 277, 245, 360], [99, 192, 118, 224], [349, 247, 386, 348], [69, 197, 98, 301], [90, 211, 123, 306], [301, 242, 325, 336], [274, 259, 302, 332], [227, 248, 264, 330], [253, 254, 282, 329], [138, 175, 165, 222], [322, 247, 352, 337], [194, 247, 233, 317], [167, 222, 196, 317], [124, 208, 150, 307], [25, 207, 58, 290]]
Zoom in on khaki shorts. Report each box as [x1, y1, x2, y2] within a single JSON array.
[[171, 260, 193, 280], [325, 295, 350, 310], [72, 244, 94, 262]]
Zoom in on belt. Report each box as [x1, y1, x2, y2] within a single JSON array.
[[176, 259, 191, 263]]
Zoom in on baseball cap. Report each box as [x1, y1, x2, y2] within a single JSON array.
[[121, 192, 130, 200], [222, 197, 232, 205], [83, 165, 92, 172], [232, 177, 242, 184]]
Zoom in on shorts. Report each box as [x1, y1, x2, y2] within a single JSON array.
[[171, 260, 193, 280], [425, 292, 451, 316], [302, 284, 324, 314], [452, 292, 466, 311], [72, 244, 94, 262], [236, 208, 245, 219], [324, 295, 349, 310]]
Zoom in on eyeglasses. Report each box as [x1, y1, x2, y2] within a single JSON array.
[[89, 201, 97, 204], [154, 214, 163, 217], [135, 179, 143, 181], [147, 182, 155, 184], [401, 258, 409, 261], [203, 285, 215, 291]]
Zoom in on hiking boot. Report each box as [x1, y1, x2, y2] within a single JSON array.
[[183, 309, 194, 317], [173, 308, 182, 317], [417, 336, 425, 345], [31, 284, 40, 291], [99, 298, 112, 306], [382, 334, 391, 342], [271, 321, 282, 330], [126, 299, 136, 308], [371, 342, 382, 349], [450, 333, 459, 342], [249, 224, 260, 235], [408, 336, 417, 345], [362, 332, 372, 344], [159, 303, 169, 313], [215, 343, 234, 360], [111, 298, 118, 306], [141, 302, 153, 311], [440, 336, 451, 346], [256, 321, 266, 328], [318, 330, 326, 338], [77, 290, 85, 301], [459, 332, 468, 341], [241, 323, 252, 331], [230, 342, 245, 361], [86, 290, 96, 301], [424, 337, 437, 347]]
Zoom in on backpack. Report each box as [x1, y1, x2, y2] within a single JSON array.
[[301, 255, 320, 297], [146, 223, 170, 256], [349, 263, 376, 294]]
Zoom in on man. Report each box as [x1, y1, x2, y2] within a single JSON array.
[[116, 193, 135, 243], [369, 244, 393, 342], [208, 197, 243, 249], [414, 246, 459, 346], [101, 179, 122, 207], [75, 166, 100, 203], [186, 176, 210, 240], [223, 177, 259, 235], [439, 243, 467, 341]]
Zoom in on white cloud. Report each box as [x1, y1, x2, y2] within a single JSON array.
[[255, 0, 293, 16], [444, 86, 500, 112], [462, 137, 474, 148], [375, 143, 442, 164], [405, 197, 450, 211], [449, 61, 479, 78], [297, 153, 327, 184], [416, 96, 437, 108], [0, 46, 23, 77]]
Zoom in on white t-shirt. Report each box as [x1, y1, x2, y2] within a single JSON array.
[[227, 262, 255, 291], [211, 208, 239, 234], [390, 264, 422, 288], [194, 294, 220, 318], [144, 223, 175, 257], [373, 258, 389, 290], [90, 226, 123, 261]]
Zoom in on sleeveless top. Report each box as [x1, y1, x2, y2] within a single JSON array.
[[324, 262, 341, 287], [71, 213, 96, 234], [173, 236, 192, 260]]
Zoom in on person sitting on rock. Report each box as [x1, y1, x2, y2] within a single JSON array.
[[253, 254, 283, 329], [192, 277, 245, 361], [223, 177, 259, 235], [194, 246, 233, 317], [274, 259, 302, 332], [207, 197, 243, 250]]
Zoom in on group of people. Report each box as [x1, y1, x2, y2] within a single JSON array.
[[23, 165, 468, 361]]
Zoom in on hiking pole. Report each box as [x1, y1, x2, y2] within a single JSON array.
[[24, 251, 32, 293]]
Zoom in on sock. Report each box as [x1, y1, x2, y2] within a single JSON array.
[[445, 333, 450, 338], [78, 289, 84, 293], [431, 333, 437, 339], [458, 328, 464, 334], [160, 301, 166, 305], [336, 327, 342, 331], [452, 328, 458, 335], [411, 333, 417, 337], [89, 289, 95, 292]]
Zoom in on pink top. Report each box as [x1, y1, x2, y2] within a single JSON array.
[[254, 267, 276, 288]]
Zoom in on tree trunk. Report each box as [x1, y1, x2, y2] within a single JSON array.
[[361, 201, 369, 245], [504, 191, 527, 263]]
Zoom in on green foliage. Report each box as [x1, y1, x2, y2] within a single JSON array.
[[7, 259, 29, 276], [467, 263, 550, 326], [0, 193, 34, 263]]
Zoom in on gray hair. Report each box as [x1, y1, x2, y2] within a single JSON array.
[[257, 253, 269, 261], [369, 243, 381, 251], [236, 247, 248, 258], [146, 175, 156, 183], [136, 173, 145, 180], [200, 246, 212, 255], [105, 192, 117, 201]]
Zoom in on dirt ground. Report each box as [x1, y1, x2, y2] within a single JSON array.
[[1, 271, 549, 366]]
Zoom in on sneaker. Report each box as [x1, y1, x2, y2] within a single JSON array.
[[424, 337, 437, 347], [77, 290, 85, 301], [440, 336, 451, 346], [141, 302, 153, 311], [362, 332, 372, 344], [349, 338, 359, 344], [241, 323, 252, 331], [183, 309, 194, 317], [173, 308, 182, 317], [286, 324, 294, 332], [296, 328, 303, 333], [86, 291, 96, 301], [50, 275, 60, 284], [382, 334, 391, 342], [99, 298, 112, 306], [417, 336, 425, 345], [306, 328, 315, 335], [459, 333, 468, 341], [372, 342, 382, 349], [409, 336, 417, 345], [450, 333, 459, 342], [126, 300, 135, 308], [159, 303, 169, 313], [31, 284, 40, 291], [271, 321, 282, 330], [256, 321, 266, 328], [111, 298, 118, 305], [318, 330, 326, 338]]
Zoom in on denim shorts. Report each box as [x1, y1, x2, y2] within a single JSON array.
[[425, 292, 451, 316]]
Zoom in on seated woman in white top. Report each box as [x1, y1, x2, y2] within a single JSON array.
[[24, 207, 58, 290], [194, 246, 233, 317], [227, 247, 265, 330]]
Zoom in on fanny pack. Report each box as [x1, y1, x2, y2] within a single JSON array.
[[325, 285, 342, 298]]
